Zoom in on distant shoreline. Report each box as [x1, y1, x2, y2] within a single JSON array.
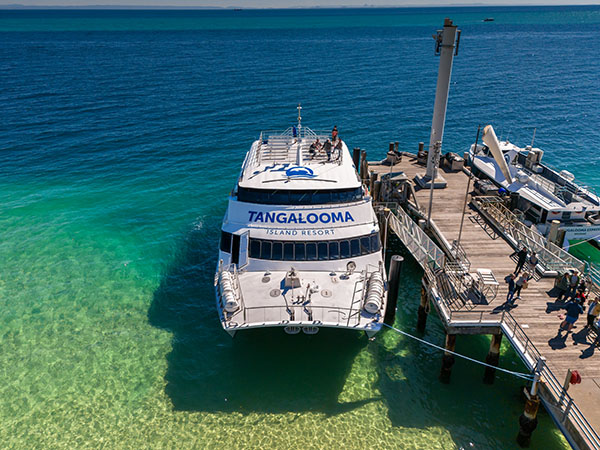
[[1, 4, 599, 10]]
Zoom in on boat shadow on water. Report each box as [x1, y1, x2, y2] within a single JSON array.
[[148, 225, 378, 415]]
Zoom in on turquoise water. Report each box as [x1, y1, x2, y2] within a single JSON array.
[[2, 6, 599, 448]]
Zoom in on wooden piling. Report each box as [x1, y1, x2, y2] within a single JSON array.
[[517, 392, 541, 447], [417, 284, 428, 332], [384, 255, 403, 325], [352, 147, 361, 171], [369, 171, 378, 197], [483, 333, 502, 384], [439, 333, 456, 384], [373, 180, 381, 203], [360, 150, 367, 181]]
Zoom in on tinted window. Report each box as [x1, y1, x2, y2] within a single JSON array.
[[350, 239, 361, 257], [318, 242, 328, 261], [237, 187, 363, 205], [250, 239, 261, 258], [306, 243, 317, 261], [340, 240, 351, 259], [329, 242, 339, 259], [294, 243, 306, 261], [360, 237, 370, 255], [272, 242, 283, 260], [370, 234, 381, 252], [220, 231, 232, 253], [260, 241, 272, 260], [247, 234, 380, 261], [284, 243, 294, 260]]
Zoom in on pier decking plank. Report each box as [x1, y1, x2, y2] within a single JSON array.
[[370, 156, 600, 440]]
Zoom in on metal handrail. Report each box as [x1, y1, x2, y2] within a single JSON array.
[[437, 305, 600, 449], [473, 196, 586, 273], [377, 202, 446, 272]]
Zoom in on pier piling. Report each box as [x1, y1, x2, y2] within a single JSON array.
[[517, 358, 544, 447], [439, 333, 456, 384], [352, 147, 361, 171], [483, 333, 502, 384], [384, 255, 404, 325], [416, 284, 429, 332]]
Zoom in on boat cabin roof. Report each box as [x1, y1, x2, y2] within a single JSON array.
[[237, 128, 361, 191]]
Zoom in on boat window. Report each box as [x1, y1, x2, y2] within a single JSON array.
[[250, 239, 261, 258], [317, 242, 328, 260], [220, 231, 232, 253], [350, 239, 361, 257], [329, 242, 339, 259], [260, 241, 272, 260], [306, 243, 317, 261], [247, 233, 380, 261], [370, 234, 381, 252], [237, 187, 363, 205], [360, 237, 370, 255], [295, 243, 306, 261], [340, 240, 351, 259], [272, 242, 283, 260], [284, 243, 294, 260]]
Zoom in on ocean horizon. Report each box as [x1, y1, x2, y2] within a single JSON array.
[[1, 5, 598, 448]]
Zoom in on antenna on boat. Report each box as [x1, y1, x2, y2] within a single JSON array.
[[296, 103, 303, 165], [531, 127, 537, 147]]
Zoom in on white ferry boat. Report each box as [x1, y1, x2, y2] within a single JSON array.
[[215, 115, 388, 337], [469, 125, 600, 249]]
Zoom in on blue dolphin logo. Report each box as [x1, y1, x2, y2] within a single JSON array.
[[285, 166, 315, 178]]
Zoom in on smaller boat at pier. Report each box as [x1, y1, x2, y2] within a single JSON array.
[[468, 125, 600, 252]]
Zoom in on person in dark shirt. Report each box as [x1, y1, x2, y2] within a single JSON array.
[[559, 299, 584, 333], [331, 125, 338, 142], [505, 273, 516, 305], [513, 247, 528, 274], [323, 139, 333, 161]]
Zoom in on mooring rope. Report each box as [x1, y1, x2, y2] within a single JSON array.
[[382, 323, 535, 381]]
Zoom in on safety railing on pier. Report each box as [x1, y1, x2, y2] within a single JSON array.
[[472, 196, 585, 274], [377, 202, 446, 272], [435, 306, 600, 449], [378, 200, 598, 448]]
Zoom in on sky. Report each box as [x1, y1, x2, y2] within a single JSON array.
[[1, 0, 599, 7]]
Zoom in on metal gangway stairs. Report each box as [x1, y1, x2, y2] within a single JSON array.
[[377, 201, 600, 450], [472, 196, 600, 296]]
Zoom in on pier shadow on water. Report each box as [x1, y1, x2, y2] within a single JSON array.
[[148, 225, 374, 415]]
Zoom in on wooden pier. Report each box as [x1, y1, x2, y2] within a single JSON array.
[[368, 152, 600, 450]]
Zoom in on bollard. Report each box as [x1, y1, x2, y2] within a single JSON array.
[[389, 142, 394, 153], [418, 142, 424, 153], [352, 147, 361, 172], [483, 333, 503, 384], [517, 358, 544, 447], [417, 284, 428, 332], [384, 255, 403, 325], [439, 333, 456, 384]]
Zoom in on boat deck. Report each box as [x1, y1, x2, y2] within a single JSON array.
[[370, 154, 600, 448], [220, 268, 383, 334]]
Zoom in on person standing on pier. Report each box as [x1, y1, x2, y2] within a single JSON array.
[[513, 246, 528, 274], [505, 273, 516, 305], [559, 298, 584, 333], [513, 272, 530, 301], [567, 270, 580, 300], [527, 251, 538, 273], [585, 296, 600, 328]]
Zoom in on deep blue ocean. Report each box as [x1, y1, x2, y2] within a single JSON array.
[[1, 6, 599, 449]]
